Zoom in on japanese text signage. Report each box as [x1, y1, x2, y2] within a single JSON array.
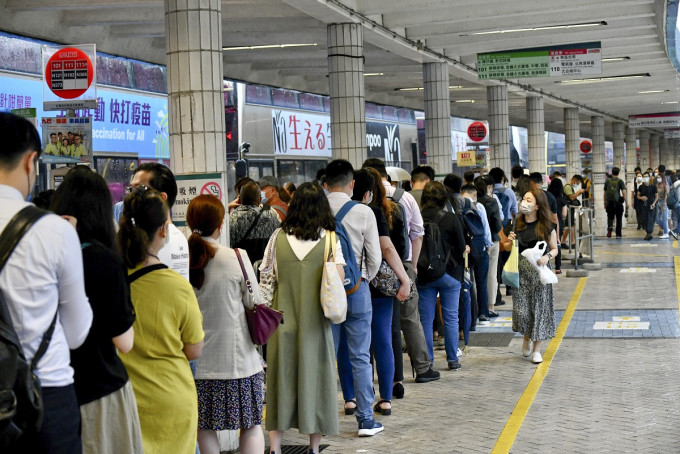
[[272, 109, 331, 157], [366, 121, 401, 163], [173, 173, 225, 227], [456, 151, 476, 167], [629, 113, 680, 128], [467, 122, 487, 142], [42, 45, 97, 110], [477, 42, 601, 80]]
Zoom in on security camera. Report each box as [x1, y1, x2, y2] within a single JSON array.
[[241, 142, 251, 153]]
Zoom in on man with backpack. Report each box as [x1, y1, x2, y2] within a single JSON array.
[[409, 165, 434, 207], [489, 167, 517, 305], [0, 113, 93, 451], [604, 167, 628, 238], [362, 159, 440, 390], [325, 159, 384, 437]]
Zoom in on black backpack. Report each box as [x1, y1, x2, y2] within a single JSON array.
[[388, 188, 410, 261], [417, 210, 450, 284], [0, 206, 55, 449]]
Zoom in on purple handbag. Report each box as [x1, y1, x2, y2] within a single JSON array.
[[234, 248, 283, 346]]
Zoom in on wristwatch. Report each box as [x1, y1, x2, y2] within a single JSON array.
[[547, 252, 553, 259]]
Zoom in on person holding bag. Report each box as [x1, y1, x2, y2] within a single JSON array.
[[186, 194, 265, 454], [261, 182, 345, 454], [507, 188, 558, 365]]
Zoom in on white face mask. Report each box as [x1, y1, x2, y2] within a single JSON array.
[[642, 177, 650, 184], [573, 183, 581, 191], [636, 177, 643, 183], [519, 200, 535, 214], [363, 190, 373, 205]]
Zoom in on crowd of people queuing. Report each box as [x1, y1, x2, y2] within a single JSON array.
[[2, 111, 680, 453]]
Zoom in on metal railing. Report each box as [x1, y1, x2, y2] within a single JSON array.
[[566, 205, 595, 269]]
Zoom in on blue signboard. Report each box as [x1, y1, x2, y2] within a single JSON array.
[[0, 72, 168, 159]]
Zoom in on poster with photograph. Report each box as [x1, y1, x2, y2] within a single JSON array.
[[41, 116, 92, 164]]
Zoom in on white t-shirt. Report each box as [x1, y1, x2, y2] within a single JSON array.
[[157, 223, 190, 281]]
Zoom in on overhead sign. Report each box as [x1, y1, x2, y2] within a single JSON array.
[[366, 121, 401, 163], [629, 113, 680, 128], [467, 121, 487, 142], [271, 109, 331, 157], [665, 129, 680, 139], [456, 151, 476, 167], [580, 140, 592, 153], [173, 173, 225, 227], [477, 42, 602, 80], [42, 45, 97, 111]]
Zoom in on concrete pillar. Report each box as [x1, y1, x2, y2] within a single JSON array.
[[670, 139, 679, 170], [564, 108, 580, 178], [487, 85, 510, 172], [591, 116, 606, 237], [659, 137, 669, 168], [526, 96, 545, 174], [166, 0, 226, 176], [638, 130, 650, 169], [166, 0, 233, 449], [328, 23, 365, 168], [423, 62, 452, 175], [650, 134, 660, 169], [625, 126, 637, 207], [612, 122, 625, 171]]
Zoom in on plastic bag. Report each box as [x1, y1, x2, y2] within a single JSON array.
[[520, 241, 558, 285]]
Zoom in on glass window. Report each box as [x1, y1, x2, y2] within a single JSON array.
[[299, 93, 324, 111], [132, 61, 166, 93], [246, 84, 272, 105], [366, 102, 382, 120], [271, 88, 299, 109], [381, 106, 399, 122], [277, 159, 327, 186]]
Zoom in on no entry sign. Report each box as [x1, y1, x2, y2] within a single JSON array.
[[467, 122, 487, 142], [580, 140, 592, 153]]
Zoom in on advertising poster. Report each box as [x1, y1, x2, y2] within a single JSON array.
[[456, 151, 476, 167], [366, 121, 401, 163], [272, 109, 331, 157], [41, 116, 92, 164]]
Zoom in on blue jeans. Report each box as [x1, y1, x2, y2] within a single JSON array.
[[332, 281, 374, 422], [417, 273, 462, 363], [471, 239, 490, 318], [656, 205, 669, 234], [338, 295, 393, 402]]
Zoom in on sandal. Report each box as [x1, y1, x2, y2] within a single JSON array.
[[373, 399, 391, 416], [344, 399, 357, 415]]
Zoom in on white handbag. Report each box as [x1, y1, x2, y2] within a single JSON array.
[[320, 231, 348, 324]]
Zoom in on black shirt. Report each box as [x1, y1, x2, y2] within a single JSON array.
[[543, 190, 558, 215], [70, 241, 136, 405], [517, 221, 555, 254], [369, 205, 392, 298], [637, 184, 657, 207], [478, 195, 503, 242], [421, 207, 466, 282]]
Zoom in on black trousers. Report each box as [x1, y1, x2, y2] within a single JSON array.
[[606, 201, 624, 236], [640, 204, 656, 235]]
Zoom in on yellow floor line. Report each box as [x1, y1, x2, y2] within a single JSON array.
[[598, 251, 668, 257], [675, 257, 680, 320], [674, 240, 678, 249], [492, 277, 587, 454]]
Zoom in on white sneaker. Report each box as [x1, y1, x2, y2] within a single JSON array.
[[660, 234, 670, 239], [522, 339, 532, 357], [531, 352, 543, 364], [457, 348, 463, 357]]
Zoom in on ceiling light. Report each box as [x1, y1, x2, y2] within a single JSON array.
[[455, 100, 475, 103], [464, 21, 606, 36], [602, 56, 630, 63], [395, 85, 464, 91], [557, 73, 649, 84], [222, 43, 317, 51], [638, 89, 669, 94], [662, 101, 680, 104], [365, 72, 384, 76]]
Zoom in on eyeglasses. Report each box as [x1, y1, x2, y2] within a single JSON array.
[[126, 185, 149, 194]]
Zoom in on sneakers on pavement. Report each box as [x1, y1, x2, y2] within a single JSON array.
[[478, 315, 490, 326], [660, 233, 670, 239], [358, 418, 384, 437], [522, 339, 532, 357], [448, 360, 461, 370], [671, 231, 679, 240], [415, 367, 440, 383], [531, 352, 543, 364]]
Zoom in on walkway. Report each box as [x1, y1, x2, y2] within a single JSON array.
[[268, 224, 680, 454]]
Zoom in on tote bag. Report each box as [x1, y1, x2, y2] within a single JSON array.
[[320, 231, 348, 324], [501, 240, 520, 289]]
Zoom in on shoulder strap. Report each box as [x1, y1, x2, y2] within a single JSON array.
[[0, 206, 48, 275], [433, 209, 448, 224], [271, 204, 287, 217], [239, 208, 266, 242], [234, 248, 254, 297], [336, 200, 357, 223], [127, 263, 169, 284], [392, 187, 405, 202]]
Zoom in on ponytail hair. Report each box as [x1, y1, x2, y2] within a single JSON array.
[[117, 188, 168, 268], [186, 194, 225, 289]]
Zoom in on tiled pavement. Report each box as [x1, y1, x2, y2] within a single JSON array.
[[253, 226, 680, 453]]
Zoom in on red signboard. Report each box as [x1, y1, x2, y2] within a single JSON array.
[[580, 140, 592, 153], [467, 122, 487, 142], [45, 47, 94, 99]]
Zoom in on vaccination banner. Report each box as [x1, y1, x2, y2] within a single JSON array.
[[0, 71, 169, 159]]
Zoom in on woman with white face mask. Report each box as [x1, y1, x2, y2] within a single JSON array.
[[637, 172, 659, 241], [506, 189, 558, 364], [633, 169, 643, 230]]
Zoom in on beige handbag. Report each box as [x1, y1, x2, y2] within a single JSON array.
[[320, 231, 347, 324]]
